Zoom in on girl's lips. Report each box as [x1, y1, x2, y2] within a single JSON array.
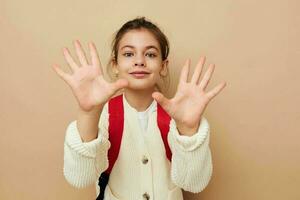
[[130, 73, 149, 79], [130, 71, 150, 74]]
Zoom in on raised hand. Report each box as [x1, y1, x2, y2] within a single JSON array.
[[52, 40, 128, 112], [152, 56, 226, 136]]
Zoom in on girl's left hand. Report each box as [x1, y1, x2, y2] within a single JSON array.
[[152, 56, 226, 136]]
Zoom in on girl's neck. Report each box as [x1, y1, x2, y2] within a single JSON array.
[[124, 87, 155, 112]]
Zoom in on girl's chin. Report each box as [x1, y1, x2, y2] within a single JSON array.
[[126, 81, 156, 90]]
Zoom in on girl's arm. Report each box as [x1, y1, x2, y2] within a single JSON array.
[[168, 116, 212, 193], [52, 40, 127, 188], [152, 56, 225, 192], [77, 105, 103, 142], [63, 103, 110, 188]]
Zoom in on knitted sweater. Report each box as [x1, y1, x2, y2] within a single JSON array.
[[63, 94, 212, 200]]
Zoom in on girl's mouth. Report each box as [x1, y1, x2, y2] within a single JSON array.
[[129, 71, 150, 79], [130, 73, 149, 79]]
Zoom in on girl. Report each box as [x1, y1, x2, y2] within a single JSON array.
[[53, 17, 226, 200]]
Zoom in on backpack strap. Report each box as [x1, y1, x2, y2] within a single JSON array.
[[106, 94, 124, 174], [98, 94, 124, 200], [157, 103, 172, 161]]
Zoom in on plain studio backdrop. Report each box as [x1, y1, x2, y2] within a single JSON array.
[[0, 0, 299, 199]]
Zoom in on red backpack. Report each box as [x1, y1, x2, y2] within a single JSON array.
[[96, 94, 172, 200]]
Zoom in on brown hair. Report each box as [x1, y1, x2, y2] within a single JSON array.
[[107, 16, 170, 93]]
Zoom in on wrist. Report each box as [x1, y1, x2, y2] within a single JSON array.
[[78, 105, 103, 116], [176, 121, 200, 136]]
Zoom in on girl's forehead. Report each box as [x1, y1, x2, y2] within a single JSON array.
[[118, 29, 160, 50]]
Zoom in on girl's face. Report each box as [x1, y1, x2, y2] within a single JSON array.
[[113, 29, 168, 91]]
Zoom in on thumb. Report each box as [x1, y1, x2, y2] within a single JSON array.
[[152, 91, 170, 110], [112, 78, 129, 92]]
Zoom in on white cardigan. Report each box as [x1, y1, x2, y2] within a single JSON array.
[[63, 94, 212, 200]]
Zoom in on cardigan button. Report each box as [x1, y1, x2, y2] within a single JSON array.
[[143, 192, 150, 199], [142, 156, 149, 164]]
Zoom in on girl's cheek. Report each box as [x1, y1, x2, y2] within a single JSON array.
[[118, 60, 132, 70]]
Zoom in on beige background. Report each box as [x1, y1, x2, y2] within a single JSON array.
[[1, 0, 299, 199]]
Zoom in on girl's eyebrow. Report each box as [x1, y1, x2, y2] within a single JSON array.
[[120, 45, 159, 51]]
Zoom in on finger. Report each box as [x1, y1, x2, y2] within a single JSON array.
[[198, 64, 215, 90], [206, 82, 227, 100], [152, 91, 170, 111], [74, 40, 89, 66], [191, 56, 206, 84], [52, 64, 73, 85], [88, 42, 103, 74], [179, 59, 191, 84], [63, 47, 79, 71]]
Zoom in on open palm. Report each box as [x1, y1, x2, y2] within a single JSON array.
[[152, 57, 226, 130], [52, 40, 128, 112]]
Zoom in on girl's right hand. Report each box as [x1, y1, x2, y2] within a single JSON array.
[[52, 40, 128, 112]]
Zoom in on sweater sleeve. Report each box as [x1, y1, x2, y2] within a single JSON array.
[[168, 116, 213, 193], [63, 103, 111, 189]]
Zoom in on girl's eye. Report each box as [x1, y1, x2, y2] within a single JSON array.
[[146, 53, 157, 58], [123, 52, 133, 57]]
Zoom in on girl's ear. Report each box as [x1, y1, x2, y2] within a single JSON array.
[[111, 58, 119, 73], [160, 59, 169, 76]]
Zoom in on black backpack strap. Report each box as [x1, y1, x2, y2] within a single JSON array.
[[96, 172, 110, 200]]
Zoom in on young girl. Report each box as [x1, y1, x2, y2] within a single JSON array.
[[53, 17, 226, 200]]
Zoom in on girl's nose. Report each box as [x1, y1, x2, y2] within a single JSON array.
[[134, 63, 145, 67], [134, 54, 146, 67]]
